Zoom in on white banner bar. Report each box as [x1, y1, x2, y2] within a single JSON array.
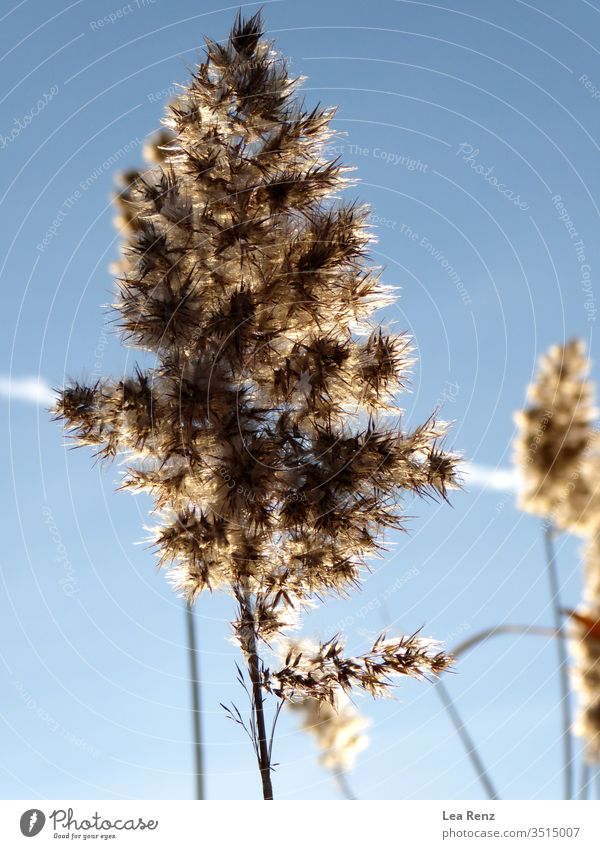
[[1, 800, 599, 847]]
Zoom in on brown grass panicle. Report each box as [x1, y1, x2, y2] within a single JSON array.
[[54, 11, 459, 798], [514, 339, 598, 530], [570, 534, 600, 763]]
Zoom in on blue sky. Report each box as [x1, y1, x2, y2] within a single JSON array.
[[1, 0, 599, 800]]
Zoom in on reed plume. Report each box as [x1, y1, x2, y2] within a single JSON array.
[[290, 694, 369, 773], [570, 533, 600, 764], [514, 338, 599, 798], [290, 693, 368, 799], [54, 11, 459, 799], [514, 339, 597, 529]]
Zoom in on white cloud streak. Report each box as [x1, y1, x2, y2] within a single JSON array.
[[462, 462, 520, 493], [0, 376, 55, 407], [0, 376, 521, 493]]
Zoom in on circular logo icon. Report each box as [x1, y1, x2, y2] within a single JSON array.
[[19, 809, 45, 837]]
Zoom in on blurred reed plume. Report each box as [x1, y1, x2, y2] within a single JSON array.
[[289, 690, 369, 799], [570, 534, 600, 765], [54, 11, 459, 798], [514, 337, 599, 798], [514, 339, 597, 531]]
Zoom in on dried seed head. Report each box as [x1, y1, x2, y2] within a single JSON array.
[[514, 339, 598, 528], [269, 633, 453, 704], [570, 533, 600, 762], [54, 12, 458, 704], [289, 691, 369, 773]]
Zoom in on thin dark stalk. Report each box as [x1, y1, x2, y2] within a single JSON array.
[[579, 760, 591, 800], [185, 602, 205, 800], [243, 596, 274, 800], [543, 522, 573, 800], [333, 768, 357, 800], [435, 679, 499, 800]]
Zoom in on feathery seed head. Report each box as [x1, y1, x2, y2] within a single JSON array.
[[570, 533, 600, 762], [54, 12, 458, 705], [514, 339, 597, 528], [289, 690, 370, 773]]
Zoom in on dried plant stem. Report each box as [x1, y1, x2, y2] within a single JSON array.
[[579, 761, 591, 799], [249, 656, 273, 800], [435, 679, 499, 800], [452, 624, 559, 659], [185, 602, 205, 800], [243, 597, 274, 800], [543, 522, 573, 800], [333, 768, 357, 800]]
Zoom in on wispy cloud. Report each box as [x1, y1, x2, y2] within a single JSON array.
[[463, 462, 519, 493], [0, 375, 521, 494], [0, 376, 55, 407]]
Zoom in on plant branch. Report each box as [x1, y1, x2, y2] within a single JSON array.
[[435, 679, 499, 800], [451, 624, 560, 659], [543, 522, 573, 800]]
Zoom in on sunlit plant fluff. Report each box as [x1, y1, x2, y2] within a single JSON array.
[[285, 639, 369, 790], [54, 12, 459, 798], [570, 533, 600, 762], [513, 339, 598, 531], [290, 693, 369, 773]]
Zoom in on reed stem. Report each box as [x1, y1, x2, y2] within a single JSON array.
[[333, 768, 357, 800], [543, 522, 573, 800], [185, 602, 205, 800], [243, 596, 274, 800], [435, 679, 499, 800], [452, 624, 559, 659], [579, 761, 591, 800]]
